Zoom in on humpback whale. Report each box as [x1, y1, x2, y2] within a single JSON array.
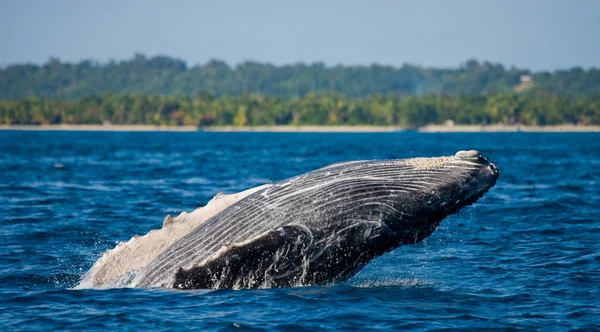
[[123, 150, 499, 290]]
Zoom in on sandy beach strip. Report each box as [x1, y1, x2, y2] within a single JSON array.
[[1, 124, 598, 133], [202, 125, 404, 133], [418, 124, 600, 133], [0, 124, 199, 132], [1, 124, 401, 132]]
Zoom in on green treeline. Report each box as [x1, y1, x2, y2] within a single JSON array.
[[1, 54, 599, 100], [2, 92, 598, 127]]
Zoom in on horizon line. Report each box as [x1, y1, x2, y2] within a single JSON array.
[[1, 53, 598, 73]]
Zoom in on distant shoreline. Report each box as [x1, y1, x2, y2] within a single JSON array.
[[0, 124, 403, 133], [1, 124, 599, 133], [202, 125, 403, 133], [418, 124, 600, 132], [0, 124, 198, 132]]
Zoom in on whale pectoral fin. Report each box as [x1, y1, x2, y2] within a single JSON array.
[[173, 225, 313, 290]]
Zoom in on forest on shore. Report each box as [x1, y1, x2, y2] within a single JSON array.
[[1, 54, 599, 100], [2, 92, 598, 127], [1, 54, 599, 127]]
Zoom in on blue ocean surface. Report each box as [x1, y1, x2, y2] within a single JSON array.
[[0, 131, 598, 331]]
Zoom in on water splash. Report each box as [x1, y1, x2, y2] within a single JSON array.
[[75, 185, 271, 289]]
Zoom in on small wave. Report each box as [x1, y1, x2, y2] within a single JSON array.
[[350, 277, 433, 289], [0, 273, 80, 289]]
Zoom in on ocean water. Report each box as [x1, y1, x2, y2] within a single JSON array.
[[1, 131, 598, 331]]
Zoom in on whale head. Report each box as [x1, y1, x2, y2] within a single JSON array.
[[375, 150, 499, 243]]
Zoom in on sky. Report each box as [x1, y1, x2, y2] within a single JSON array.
[[1, 0, 599, 71]]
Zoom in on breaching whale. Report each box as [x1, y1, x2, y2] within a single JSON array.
[[121, 150, 499, 290]]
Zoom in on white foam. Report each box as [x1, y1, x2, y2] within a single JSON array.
[[75, 184, 271, 289], [350, 277, 433, 288]]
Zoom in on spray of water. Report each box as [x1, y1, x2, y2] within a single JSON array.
[[75, 184, 271, 289]]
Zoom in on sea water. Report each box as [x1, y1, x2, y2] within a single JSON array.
[[0, 131, 598, 330]]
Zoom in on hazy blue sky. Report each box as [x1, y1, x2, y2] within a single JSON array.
[[1, 0, 599, 70]]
